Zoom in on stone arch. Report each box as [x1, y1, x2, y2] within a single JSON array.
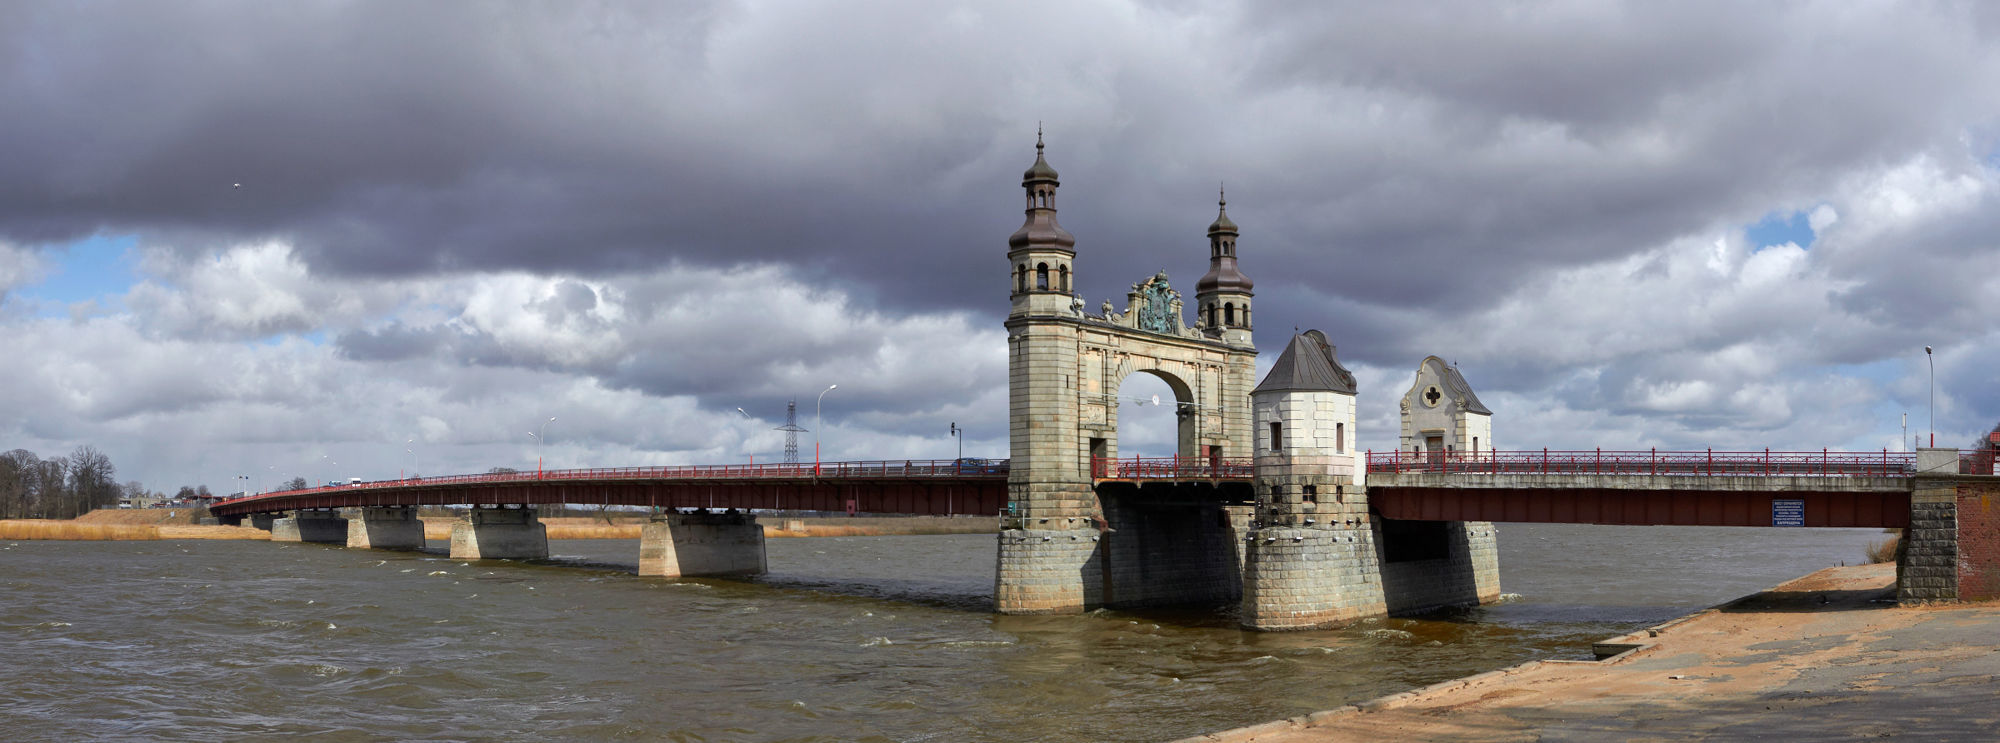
[[1106, 366, 1199, 459]]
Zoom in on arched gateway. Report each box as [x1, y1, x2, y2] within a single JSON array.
[[996, 134, 1259, 614]]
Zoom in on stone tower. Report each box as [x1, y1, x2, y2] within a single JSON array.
[[1242, 330, 1387, 629], [1399, 356, 1493, 459], [1008, 129, 1076, 317], [1195, 188, 1253, 347], [997, 135, 1259, 615]]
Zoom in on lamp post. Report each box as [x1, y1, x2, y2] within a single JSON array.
[[264, 464, 274, 494], [405, 440, 418, 481], [532, 416, 555, 478], [1925, 345, 1934, 448], [815, 384, 838, 476]]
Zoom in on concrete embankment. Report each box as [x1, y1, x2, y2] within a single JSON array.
[[1174, 562, 2000, 742]]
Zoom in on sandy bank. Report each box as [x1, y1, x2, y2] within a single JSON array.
[[1178, 563, 2000, 742]]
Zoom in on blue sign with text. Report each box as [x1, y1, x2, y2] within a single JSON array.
[[1772, 499, 1805, 527]]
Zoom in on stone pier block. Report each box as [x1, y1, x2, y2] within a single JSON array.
[[1241, 526, 1387, 630], [994, 527, 1103, 614], [638, 511, 766, 578], [248, 513, 277, 531], [347, 507, 426, 551], [271, 510, 348, 544], [450, 508, 548, 560]]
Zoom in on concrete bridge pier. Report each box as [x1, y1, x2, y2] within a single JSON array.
[[638, 510, 767, 578], [347, 507, 426, 551], [247, 513, 277, 531], [271, 510, 348, 543], [215, 514, 243, 527], [450, 507, 548, 560]]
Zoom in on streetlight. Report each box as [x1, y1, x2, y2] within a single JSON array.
[[531, 416, 556, 478], [405, 439, 418, 480], [815, 384, 838, 475], [264, 464, 274, 494], [1925, 345, 1934, 448], [320, 454, 331, 488]]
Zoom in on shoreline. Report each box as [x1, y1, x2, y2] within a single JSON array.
[[1175, 562, 2000, 742]]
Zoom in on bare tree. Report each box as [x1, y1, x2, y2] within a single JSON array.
[[285, 476, 308, 491], [67, 445, 117, 518]]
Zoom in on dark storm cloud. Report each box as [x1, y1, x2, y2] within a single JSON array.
[[9, 0, 1993, 335]]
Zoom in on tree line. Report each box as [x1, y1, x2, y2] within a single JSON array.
[[0, 445, 121, 520]]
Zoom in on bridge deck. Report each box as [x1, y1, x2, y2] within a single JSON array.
[[212, 460, 1009, 518]]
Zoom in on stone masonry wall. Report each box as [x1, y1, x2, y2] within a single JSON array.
[[1379, 522, 1501, 615], [1098, 491, 1243, 607], [1899, 482, 1958, 602]]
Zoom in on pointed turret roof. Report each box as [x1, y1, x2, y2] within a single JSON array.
[[1022, 126, 1059, 185], [1254, 330, 1356, 394], [1207, 186, 1238, 235]]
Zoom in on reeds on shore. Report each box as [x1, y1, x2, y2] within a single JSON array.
[[0, 520, 162, 540], [1865, 529, 1902, 564], [0, 520, 270, 541]]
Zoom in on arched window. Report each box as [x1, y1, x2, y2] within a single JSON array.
[[1017, 265, 1027, 293], [1224, 303, 1236, 326], [1059, 265, 1070, 292], [1036, 263, 1049, 290], [1207, 304, 1217, 327]]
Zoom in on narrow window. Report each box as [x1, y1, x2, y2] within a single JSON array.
[[1036, 263, 1049, 290], [1224, 303, 1236, 326], [1336, 422, 1345, 453], [1059, 265, 1070, 292], [1017, 266, 1026, 293], [1207, 304, 1217, 327], [1302, 485, 1317, 504], [1269, 421, 1283, 451], [1472, 436, 1479, 453]]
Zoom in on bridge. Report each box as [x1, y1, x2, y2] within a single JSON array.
[[213, 459, 1007, 517], [211, 137, 2000, 629], [211, 459, 1007, 577]]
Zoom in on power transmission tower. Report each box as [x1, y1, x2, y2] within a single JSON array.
[[776, 399, 808, 464]]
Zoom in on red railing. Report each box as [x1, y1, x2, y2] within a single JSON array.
[[1365, 449, 1928, 477], [214, 458, 1008, 508], [1091, 455, 1254, 480]]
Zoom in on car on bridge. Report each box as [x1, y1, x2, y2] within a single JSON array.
[[955, 457, 1004, 474]]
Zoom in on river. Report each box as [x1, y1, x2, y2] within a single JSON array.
[[0, 523, 1888, 742]]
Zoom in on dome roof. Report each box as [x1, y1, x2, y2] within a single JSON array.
[[1196, 261, 1252, 293]]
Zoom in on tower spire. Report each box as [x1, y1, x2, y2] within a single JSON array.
[[1196, 182, 1253, 343], [1008, 130, 1076, 311]]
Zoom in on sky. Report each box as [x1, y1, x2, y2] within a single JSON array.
[[2, 1, 1997, 494]]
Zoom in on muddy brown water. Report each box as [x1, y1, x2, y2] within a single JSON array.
[[0, 524, 1886, 741]]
